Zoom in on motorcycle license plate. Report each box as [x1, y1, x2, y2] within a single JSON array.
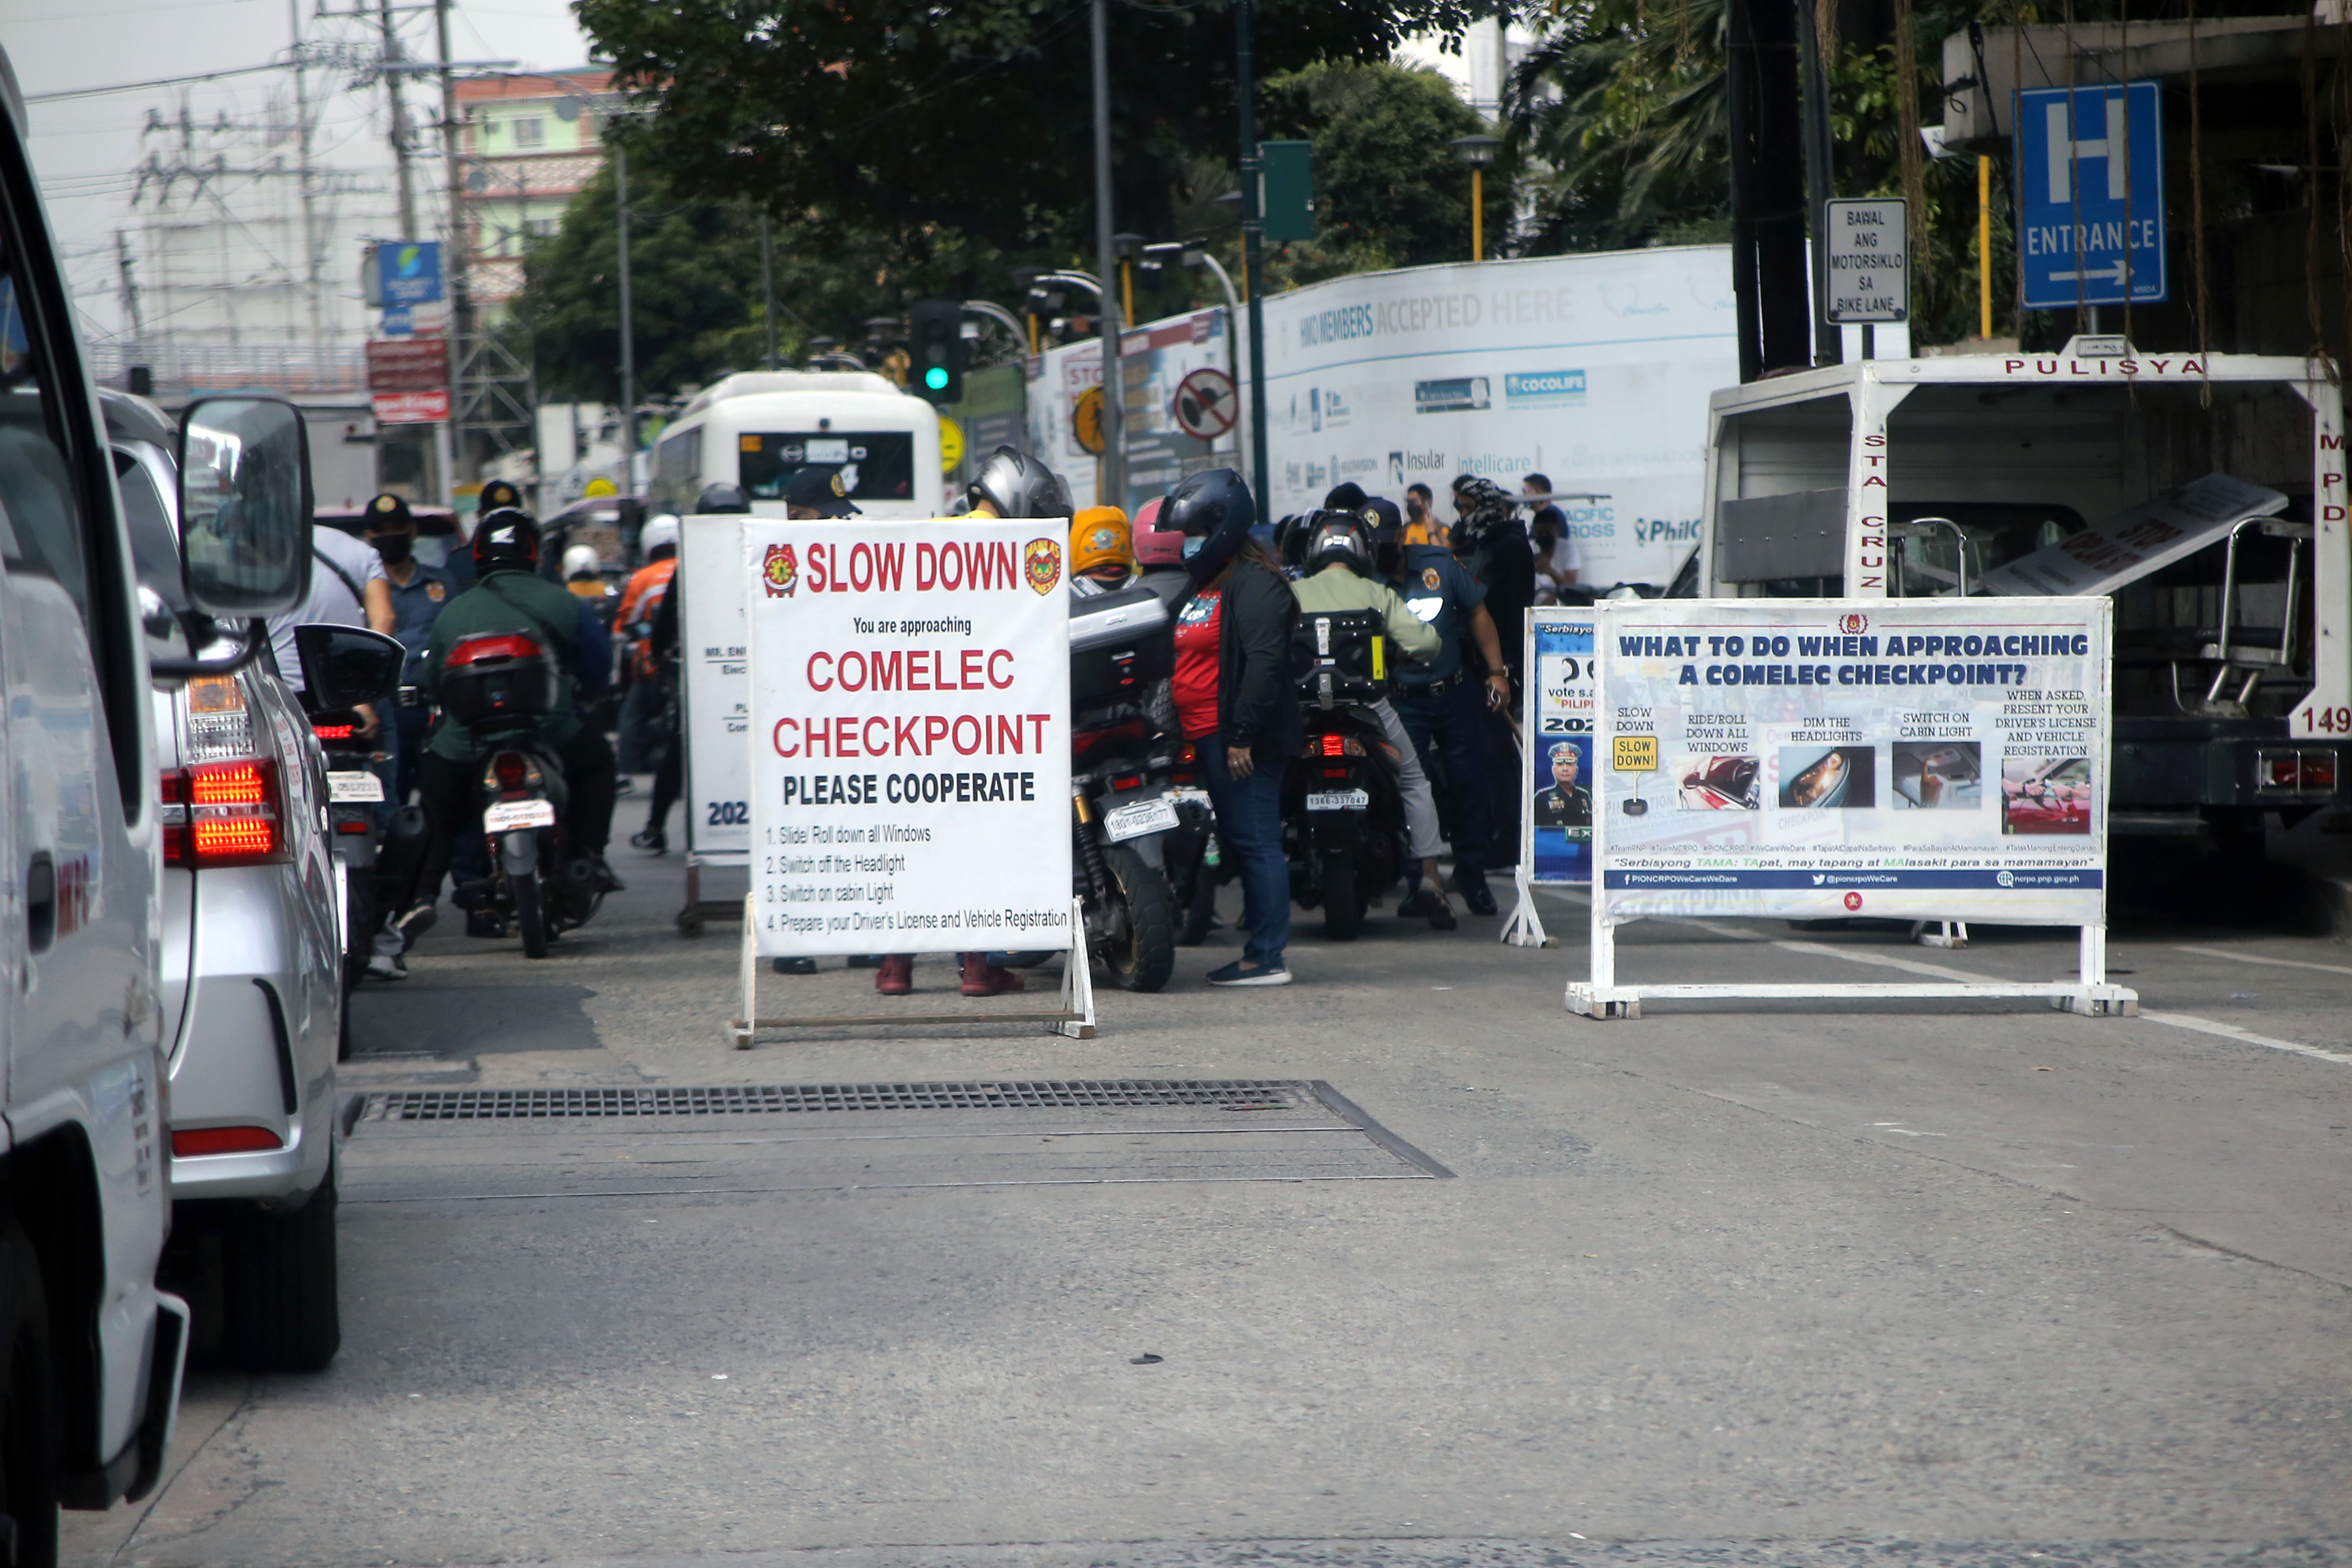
[[327, 771, 384, 804], [1103, 796, 1181, 841], [483, 799, 557, 832], [1305, 789, 1370, 812]]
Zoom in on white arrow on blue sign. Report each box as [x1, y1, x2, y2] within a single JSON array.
[[2014, 81, 2166, 309]]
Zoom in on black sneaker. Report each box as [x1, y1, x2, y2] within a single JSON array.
[[772, 956, 818, 975], [465, 911, 508, 939], [630, 826, 666, 855], [392, 902, 438, 949], [1207, 959, 1292, 987], [1453, 870, 1498, 917], [587, 853, 626, 892], [1398, 885, 1458, 930]]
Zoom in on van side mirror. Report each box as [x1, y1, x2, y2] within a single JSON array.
[[176, 397, 312, 619], [295, 625, 404, 711]]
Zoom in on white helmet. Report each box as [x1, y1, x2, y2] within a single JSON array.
[[562, 543, 601, 580], [638, 514, 680, 558]]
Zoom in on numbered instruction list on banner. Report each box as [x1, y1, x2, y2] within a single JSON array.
[[1591, 598, 2112, 926], [1526, 612, 1595, 883], [746, 519, 1073, 956]]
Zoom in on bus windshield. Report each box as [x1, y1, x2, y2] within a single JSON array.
[[739, 432, 916, 503]]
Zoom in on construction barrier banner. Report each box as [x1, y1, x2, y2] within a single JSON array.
[[745, 518, 1073, 956], [1590, 597, 2112, 926], [1525, 610, 1596, 883]]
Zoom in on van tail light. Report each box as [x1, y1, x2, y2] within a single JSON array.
[[161, 760, 287, 867], [171, 1125, 284, 1157]]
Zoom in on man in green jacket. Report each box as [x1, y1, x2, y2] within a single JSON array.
[[1289, 508, 1460, 929], [394, 507, 621, 941]]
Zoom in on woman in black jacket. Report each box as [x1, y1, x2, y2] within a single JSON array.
[[1166, 469, 1301, 986]]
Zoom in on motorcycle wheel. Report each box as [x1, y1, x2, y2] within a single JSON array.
[[514, 874, 551, 958], [1321, 852, 1365, 941], [1098, 843, 1177, 993]]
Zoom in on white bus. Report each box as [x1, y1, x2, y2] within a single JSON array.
[[650, 370, 947, 518], [651, 372, 949, 926]]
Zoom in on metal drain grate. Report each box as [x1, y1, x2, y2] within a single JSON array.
[[363, 1079, 1312, 1122]]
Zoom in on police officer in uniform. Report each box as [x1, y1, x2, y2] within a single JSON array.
[[1381, 500, 1512, 915], [1532, 741, 1593, 828]]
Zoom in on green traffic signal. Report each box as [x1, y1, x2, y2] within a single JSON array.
[[924, 366, 950, 391]]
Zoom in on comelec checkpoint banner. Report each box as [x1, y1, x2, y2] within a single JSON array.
[[1590, 598, 2112, 927], [1524, 611, 1596, 883], [745, 519, 1073, 957]]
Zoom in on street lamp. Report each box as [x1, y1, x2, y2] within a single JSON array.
[[1142, 237, 1247, 489], [1450, 134, 1501, 263]]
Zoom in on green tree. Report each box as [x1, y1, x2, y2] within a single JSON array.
[[570, 0, 1511, 302], [1258, 60, 1511, 281]]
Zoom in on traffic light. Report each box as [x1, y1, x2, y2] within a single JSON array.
[[907, 299, 965, 406]]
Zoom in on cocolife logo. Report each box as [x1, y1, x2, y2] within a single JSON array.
[[1505, 368, 1588, 407]]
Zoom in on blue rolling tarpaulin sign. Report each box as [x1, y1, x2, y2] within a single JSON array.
[[2014, 82, 2165, 309]]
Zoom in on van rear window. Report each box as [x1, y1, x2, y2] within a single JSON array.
[[738, 433, 915, 503]]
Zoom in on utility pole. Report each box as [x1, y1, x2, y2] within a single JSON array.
[[1235, 0, 1268, 504], [759, 213, 777, 372], [1090, 0, 1124, 512], [289, 0, 325, 363], [616, 139, 636, 488], [435, 0, 473, 482], [376, 0, 419, 235], [114, 231, 143, 338]]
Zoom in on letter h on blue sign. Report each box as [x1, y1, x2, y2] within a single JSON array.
[[2013, 81, 2166, 309]]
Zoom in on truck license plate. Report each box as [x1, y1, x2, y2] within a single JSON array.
[[1103, 796, 1181, 841], [327, 771, 384, 803], [1305, 789, 1369, 811], [483, 799, 557, 832]]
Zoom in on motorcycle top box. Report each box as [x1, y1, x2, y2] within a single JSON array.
[[1070, 585, 1175, 708], [1294, 609, 1389, 707], [440, 632, 560, 730]]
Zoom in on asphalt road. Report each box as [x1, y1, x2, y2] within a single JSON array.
[[67, 833, 2352, 1568]]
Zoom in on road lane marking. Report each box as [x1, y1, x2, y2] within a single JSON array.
[[2136, 1011, 2352, 1067], [2174, 944, 2352, 978]]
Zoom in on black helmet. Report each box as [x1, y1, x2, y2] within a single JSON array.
[[1166, 466, 1257, 585], [965, 446, 1071, 520], [1322, 480, 1368, 512], [478, 478, 525, 514], [1273, 513, 1312, 569], [472, 507, 540, 572], [695, 482, 751, 515], [1303, 508, 1375, 577]]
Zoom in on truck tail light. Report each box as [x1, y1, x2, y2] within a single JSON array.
[[2259, 749, 2342, 793], [171, 1125, 284, 1156]]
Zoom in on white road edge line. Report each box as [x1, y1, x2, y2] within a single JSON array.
[[2174, 943, 2352, 978], [2136, 1010, 2352, 1066]]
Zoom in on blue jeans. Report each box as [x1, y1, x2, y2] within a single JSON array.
[[1198, 734, 1288, 969], [1394, 677, 1492, 875]]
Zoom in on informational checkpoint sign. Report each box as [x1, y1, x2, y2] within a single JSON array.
[[745, 519, 1073, 957], [679, 514, 752, 860], [1590, 598, 2112, 927], [1525, 611, 1596, 883]]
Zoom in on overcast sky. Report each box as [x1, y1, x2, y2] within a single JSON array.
[[10, 0, 593, 337]]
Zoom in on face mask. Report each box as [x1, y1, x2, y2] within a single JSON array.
[[372, 534, 414, 564], [1181, 536, 1205, 559]]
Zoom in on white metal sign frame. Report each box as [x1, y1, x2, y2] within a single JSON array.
[[1503, 608, 1596, 947], [676, 512, 752, 934], [1567, 597, 2138, 1020]]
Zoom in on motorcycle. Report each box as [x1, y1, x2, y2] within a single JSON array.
[[1067, 586, 1183, 991], [1162, 738, 1224, 946], [1282, 608, 1412, 940], [304, 701, 386, 1016], [436, 630, 608, 958]]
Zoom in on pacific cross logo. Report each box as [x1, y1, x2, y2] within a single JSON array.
[[1023, 537, 1062, 595], [761, 542, 798, 598]]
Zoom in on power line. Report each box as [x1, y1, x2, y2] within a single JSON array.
[[27, 62, 292, 105]]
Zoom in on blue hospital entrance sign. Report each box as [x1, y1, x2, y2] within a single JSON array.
[[2014, 82, 2166, 309]]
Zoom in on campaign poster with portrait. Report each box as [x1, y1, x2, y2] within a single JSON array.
[[1588, 598, 2112, 926], [1525, 611, 1596, 883]]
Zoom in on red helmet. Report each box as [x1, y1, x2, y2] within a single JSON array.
[[1132, 495, 1184, 566]]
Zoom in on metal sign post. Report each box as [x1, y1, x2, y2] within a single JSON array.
[[2014, 82, 2166, 310]]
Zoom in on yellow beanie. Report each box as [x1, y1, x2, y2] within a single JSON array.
[[1070, 506, 1135, 577]]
